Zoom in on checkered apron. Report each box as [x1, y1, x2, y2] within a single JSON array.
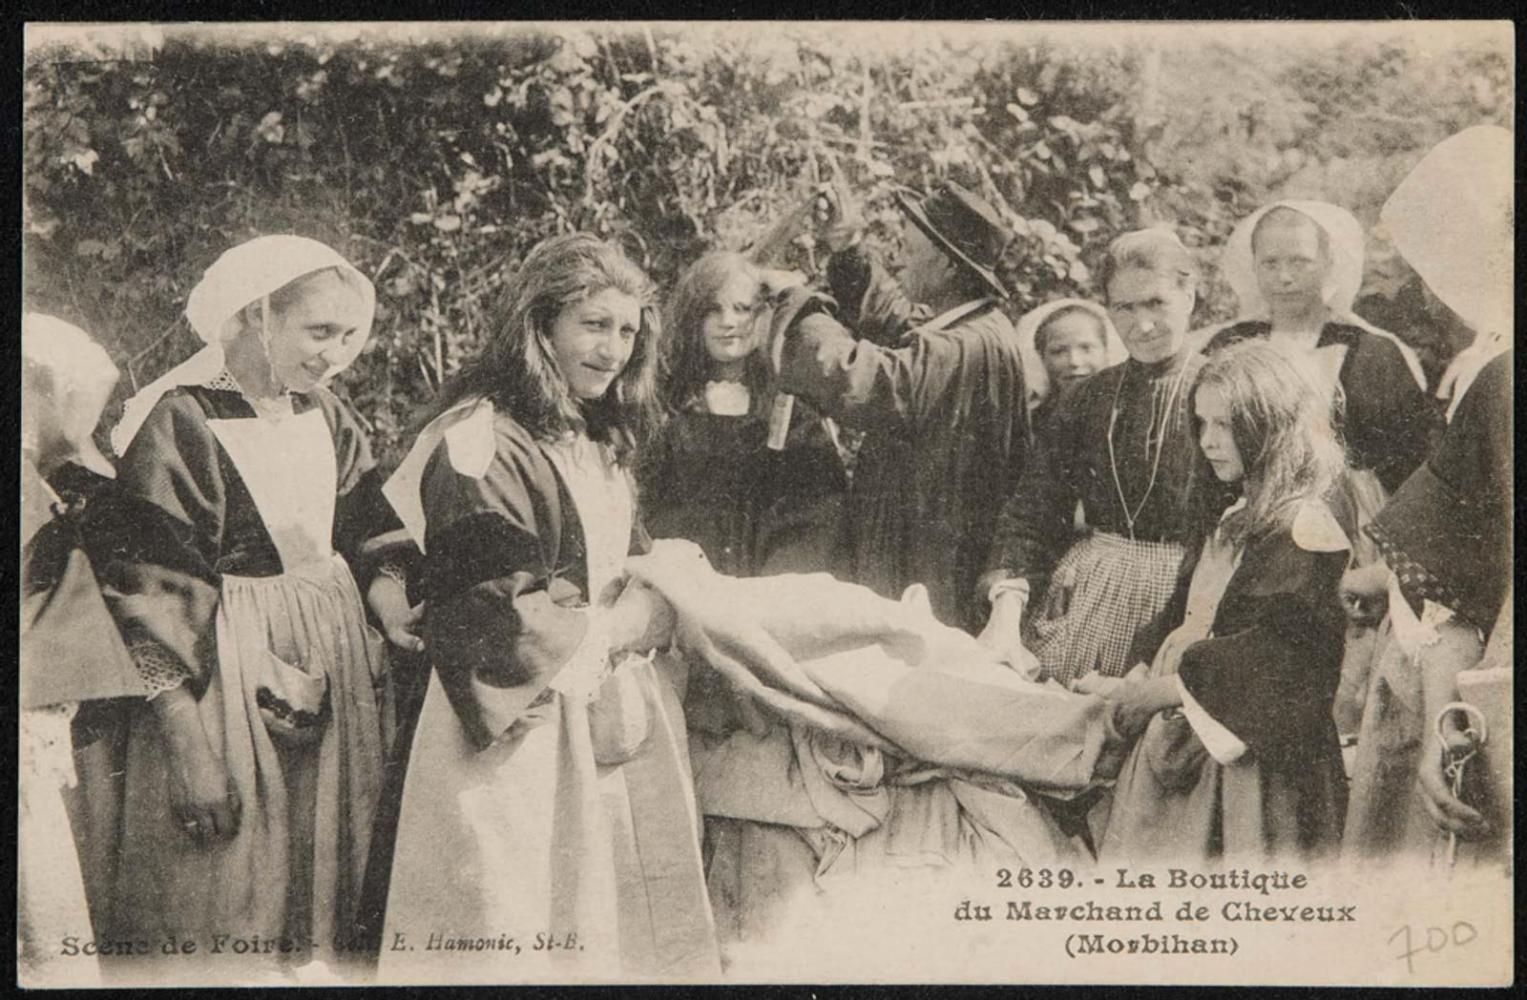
[[1022, 530, 1186, 686]]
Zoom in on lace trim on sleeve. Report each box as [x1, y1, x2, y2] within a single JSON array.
[[374, 557, 410, 590], [132, 642, 191, 699]]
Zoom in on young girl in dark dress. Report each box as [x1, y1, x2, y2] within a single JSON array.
[[640, 252, 848, 947], [642, 251, 847, 580], [1099, 340, 1353, 864]]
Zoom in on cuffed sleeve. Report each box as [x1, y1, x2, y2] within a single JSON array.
[[1175, 675, 1248, 764], [983, 408, 1080, 589], [86, 392, 225, 698], [420, 428, 602, 751], [825, 245, 921, 346]]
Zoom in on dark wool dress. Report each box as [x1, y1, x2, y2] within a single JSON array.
[[1102, 499, 1353, 863], [377, 403, 718, 980], [642, 395, 848, 580], [1343, 350, 1513, 862], [83, 381, 393, 965], [986, 351, 1229, 683]]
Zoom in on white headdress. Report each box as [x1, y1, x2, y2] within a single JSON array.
[[1014, 297, 1126, 404], [1222, 199, 1425, 389], [23, 313, 121, 478], [112, 235, 377, 453], [1381, 125, 1514, 415]]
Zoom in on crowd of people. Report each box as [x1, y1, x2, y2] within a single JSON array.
[[18, 123, 1512, 985]]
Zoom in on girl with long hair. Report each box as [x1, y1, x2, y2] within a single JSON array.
[[1097, 339, 1353, 863], [640, 251, 847, 948], [377, 233, 718, 982], [642, 251, 847, 579]]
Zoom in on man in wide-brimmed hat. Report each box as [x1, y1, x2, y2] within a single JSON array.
[[767, 180, 1031, 632]]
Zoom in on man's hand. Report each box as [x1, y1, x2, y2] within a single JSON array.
[[812, 180, 864, 254]]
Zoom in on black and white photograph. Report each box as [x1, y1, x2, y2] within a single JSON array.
[[18, 19, 1514, 987]]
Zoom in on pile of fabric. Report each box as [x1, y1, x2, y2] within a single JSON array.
[[627, 541, 1126, 936]]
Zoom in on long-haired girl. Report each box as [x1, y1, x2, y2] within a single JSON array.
[[642, 251, 847, 580], [378, 233, 718, 981], [1097, 339, 1353, 864], [641, 252, 848, 946]]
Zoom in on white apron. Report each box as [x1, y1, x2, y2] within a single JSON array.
[[380, 434, 718, 984], [108, 407, 390, 981]]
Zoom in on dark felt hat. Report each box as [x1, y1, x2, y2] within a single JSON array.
[[894, 182, 1014, 299]]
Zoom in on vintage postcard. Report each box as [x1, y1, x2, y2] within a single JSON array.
[[18, 18, 1513, 988]]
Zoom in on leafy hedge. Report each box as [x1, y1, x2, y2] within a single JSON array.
[[24, 24, 1509, 462]]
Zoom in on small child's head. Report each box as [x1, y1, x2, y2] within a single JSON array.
[[1036, 305, 1110, 391], [661, 251, 769, 409], [1018, 298, 1121, 403], [1192, 339, 1346, 538]]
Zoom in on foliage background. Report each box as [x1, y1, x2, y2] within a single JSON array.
[[23, 22, 1513, 464]]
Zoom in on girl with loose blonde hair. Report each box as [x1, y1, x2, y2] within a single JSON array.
[[1100, 339, 1355, 864]]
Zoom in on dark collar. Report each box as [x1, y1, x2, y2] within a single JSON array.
[[1224, 318, 1364, 352]]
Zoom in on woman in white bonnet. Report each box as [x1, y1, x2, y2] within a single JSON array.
[[1343, 124, 1514, 866], [1205, 200, 1443, 743], [96, 235, 402, 975], [20, 314, 145, 987], [1206, 199, 1437, 497]]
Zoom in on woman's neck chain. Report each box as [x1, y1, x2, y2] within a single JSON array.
[[1107, 360, 1189, 540]]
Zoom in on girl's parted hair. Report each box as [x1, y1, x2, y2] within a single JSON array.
[[1192, 339, 1349, 547], [423, 232, 662, 463]]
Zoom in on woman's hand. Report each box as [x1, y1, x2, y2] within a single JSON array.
[[608, 579, 676, 654], [1109, 674, 1183, 740], [1072, 671, 1131, 699], [368, 574, 425, 653], [1414, 618, 1489, 838], [977, 591, 1040, 680], [152, 686, 241, 844], [1415, 716, 1490, 840], [168, 748, 242, 844]]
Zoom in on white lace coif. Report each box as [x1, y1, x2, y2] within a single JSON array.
[[23, 313, 120, 478], [113, 235, 377, 453], [1220, 199, 1426, 390], [1221, 200, 1366, 322]]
